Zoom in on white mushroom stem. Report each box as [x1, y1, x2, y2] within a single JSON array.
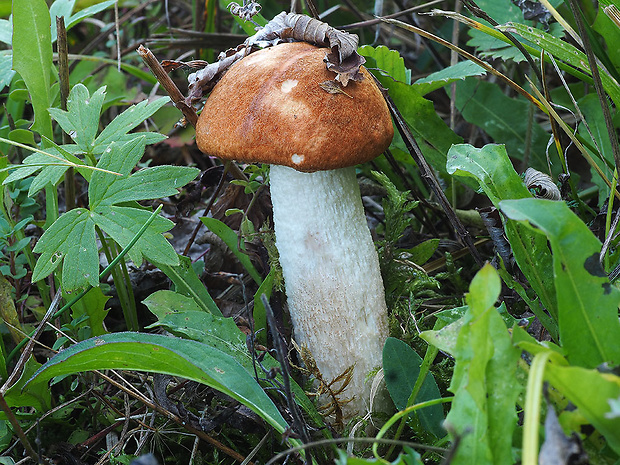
[[269, 164, 389, 419]]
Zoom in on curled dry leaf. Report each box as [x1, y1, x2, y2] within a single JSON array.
[[186, 12, 365, 104], [524, 168, 561, 200], [318, 80, 353, 98]]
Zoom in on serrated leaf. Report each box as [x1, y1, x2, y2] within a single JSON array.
[[26, 332, 291, 435], [200, 217, 262, 284], [89, 138, 146, 207], [144, 290, 247, 356], [97, 165, 199, 206], [358, 45, 410, 84], [412, 61, 486, 96], [27, 164, 68, 196], [500, 198, 620, 368], [93, 206, 178, 267], [12, 0, 53, 139], [383, 337, 444, 437], [32, 208, 99, 290], [48, 84, 106, 152], [93, 97, 170, 151], [154, 254, 221, 316]]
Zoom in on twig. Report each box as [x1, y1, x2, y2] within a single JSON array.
[[137, 45, 198, 127], [261, 295, 312, 460], [376, 77, 484, 266]]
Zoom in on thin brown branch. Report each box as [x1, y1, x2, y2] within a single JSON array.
[[137, 45, 198, 128]]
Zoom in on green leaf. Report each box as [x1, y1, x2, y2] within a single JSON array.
[[0, 51, 14, 91], [382, 338, 444, 437], [200, 217, 262, 284], [447, 144, 558, 332], [4, 356, 51, 411], [498, 22, 620, 108], [92, 206, 178, 267], [155, 254, 221, 316], [0, 18, 11, 45], [93, 97, 170, 152], [444, 264, 522, 465], [385, 82, 462, 175], [97, 165, 200, 206], [412, 61, 486, 96], [144, 290, 248, 360], [48, 84, 106, 152], [32, 208, 99, 290], [453, 79, 550, 167], [12, 0, 54, 139], [57, 0, 116, 41], [358, 45, 411, 84], [70, 286, 109, 337], [49, 0, 75, 42], [501, 198, 620, 368], [26, 332, 291, 435], [545, 364, 620, 454]]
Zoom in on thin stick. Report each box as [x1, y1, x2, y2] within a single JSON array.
[[137, 45, 198, 127]]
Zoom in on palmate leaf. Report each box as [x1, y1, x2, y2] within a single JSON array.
[[93, 97, 170, 152], [92, 206, 179, 267], [48, 84, 106, 153], [32, 208, 99, 289]]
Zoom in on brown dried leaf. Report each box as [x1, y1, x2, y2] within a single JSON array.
[[185, 12, 365, 103], [318, 80, 353, 98], [161, 59, 209, 73]]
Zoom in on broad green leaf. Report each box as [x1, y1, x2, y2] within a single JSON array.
[[144, 291, 248, 360], [358, 45, 411, 84], [382, 337, 444, 437], [447, 144, 558, 330], [12, 0, 54, 139], [155, 254, 221, 316], [49, 0, 75, 42], [89, 137, 146, 207], [93, 206, 178, 267], [445, 264, 521, 465], [405, 238, 439, 265], [0, 51, 14, 91], [545, 364, 620, 454], [4, 357, 51, 411], [412, 61, 486, 96], [26, 332, 291, 435], [386, 81, 462, 175], [70, 286, 109, 337], [48, 84, 106, 152], [51, 0, 116, 42], [0, 18, 11, 45], [97, 165, 199, 206], [454, 79, 549, 167], [144, 289, 326, 431], [500, 198, 620, 368], [32, 208, 99, 290], [200, 217, 262, 284], [94, 97, 170, 151]]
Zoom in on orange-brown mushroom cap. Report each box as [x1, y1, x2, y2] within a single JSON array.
[[195, 42, 394, 172]]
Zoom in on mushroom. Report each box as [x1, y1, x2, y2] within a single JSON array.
[[196, 41, 394, 420]]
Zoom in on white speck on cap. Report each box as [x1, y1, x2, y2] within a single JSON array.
[[281, 79, 298, 93], [291, 154, 305, 165]]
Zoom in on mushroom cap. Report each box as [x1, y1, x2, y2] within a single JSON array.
[[196, 42, 394, 172]]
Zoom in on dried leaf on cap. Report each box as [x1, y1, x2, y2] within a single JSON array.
[[186, 12, 365, 104]]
